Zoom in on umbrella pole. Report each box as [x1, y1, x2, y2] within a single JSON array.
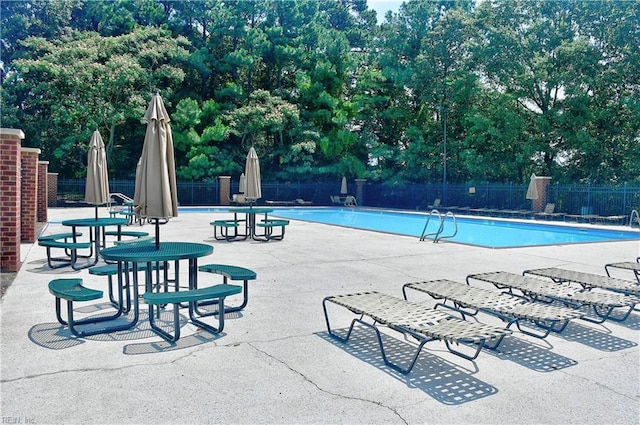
[[155, 219, 160, 249], [95, 205, 99, 220]]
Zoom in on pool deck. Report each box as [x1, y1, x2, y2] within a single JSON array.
[[2, 207, 639, 424]]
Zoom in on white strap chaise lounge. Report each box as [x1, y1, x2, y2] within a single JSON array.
[[402, 279, 583, 338], [604, 261, 640, 283], [523, 267, 640, 297], [322, 291, 511, 374], [467, 271, 639, 323]]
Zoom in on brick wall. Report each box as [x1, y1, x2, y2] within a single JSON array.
[[20, 148, 41, 242], [48, 173, 58, 207], [1, 129, 25, 272], [38, 161, 49, 222], [219, 176, 231, 206], [532, 177, 552, 213]]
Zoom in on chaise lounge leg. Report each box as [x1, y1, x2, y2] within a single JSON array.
[[323, 298, 430, 374]]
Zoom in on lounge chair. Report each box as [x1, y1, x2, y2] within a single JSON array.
[[523, 267, 640, 297], [231, 194, 247, 205], [265, 200, 297, 206], [471, 207, 505, 216], [438, 205, 461, 213], [266, 198, 312, 206], [534, 203, 564, 220], [467, 271, 639, 323], [402, 279, 582, 338], [604, 261, 640, 283], [593, 215, 628, 225], [427, 198, 441, 209], [497, 209, 531, 218], [564, 212, 599, 223], [344, 195, 357, 207], [323, 291, 510, 373]]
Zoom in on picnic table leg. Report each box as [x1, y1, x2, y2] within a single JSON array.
[[124, 262, 140, 328], [71, 226, 99, 270], [67, 225, 93, 259]]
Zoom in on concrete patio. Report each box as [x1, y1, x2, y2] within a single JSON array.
[[1, 206, 639, 424]]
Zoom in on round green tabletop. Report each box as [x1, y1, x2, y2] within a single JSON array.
[[228, 207, 274, 214], [62, 217, 130, 227], [100, 242, 213, 263]]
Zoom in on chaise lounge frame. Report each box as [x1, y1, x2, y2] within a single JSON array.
[[604, 261, 640, 284], [323, 291, 511, 374], [467, 271, 639, 323], [402, 279, 583, 339], [523, 267, 640, 296]]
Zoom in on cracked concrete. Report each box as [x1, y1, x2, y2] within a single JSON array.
[[1, 206, 639, 424], [246, 340, 409, 424]]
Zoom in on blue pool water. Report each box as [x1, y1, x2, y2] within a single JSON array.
[[264, 207, 639, 248]]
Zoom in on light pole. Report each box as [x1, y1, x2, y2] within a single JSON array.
[[438, 105, 448, 204]]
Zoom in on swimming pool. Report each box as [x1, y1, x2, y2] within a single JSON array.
[[267, 207, 639, 248]]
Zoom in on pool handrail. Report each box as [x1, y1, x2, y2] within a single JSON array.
[[630, 209, 639, 227], [434, 212, 458, 243], [420, 209, 444, 241]]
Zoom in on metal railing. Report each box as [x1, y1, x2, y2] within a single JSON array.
[[56, 179, 640, 216], [420, 210, 458, 243], [630, 210, 639, 227]]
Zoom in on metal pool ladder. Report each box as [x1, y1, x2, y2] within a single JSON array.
[[420, 210, 458, 243], [630, 209, 639, 227]]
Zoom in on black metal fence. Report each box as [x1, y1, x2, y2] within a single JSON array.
[[56, 179, 640, 216]]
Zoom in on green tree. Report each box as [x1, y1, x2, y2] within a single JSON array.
[[172, 98, 234, 180], [223, 89, 300, 179], [473, 0, 640, 184], [3, 27, 190, 177], [2, 0, 639, 185], [371, 1, 478, 184]]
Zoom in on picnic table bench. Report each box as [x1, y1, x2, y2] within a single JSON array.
[[210, 219, 246, 242], [254, 219, 289, 241], [198, 264, 257, 314], [38, 233, 91, 270], [144, 284, 243, 342], [48, 278, 138, 337]]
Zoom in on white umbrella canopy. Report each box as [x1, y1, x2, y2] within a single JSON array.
[[244, 147, 261, 203], [239, 172, 246, 194], [84, 129, 110, 219], [134, 93, 178, 247], [526, 174, 539, 200], [340, 176, 348, 195]]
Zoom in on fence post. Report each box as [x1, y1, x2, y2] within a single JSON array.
[[532, 177, 552, 213], [355, 179, 367, 206], [218, 176, 231, 206]]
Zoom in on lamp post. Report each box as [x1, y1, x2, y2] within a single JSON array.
[[438, 105, 448, 204]]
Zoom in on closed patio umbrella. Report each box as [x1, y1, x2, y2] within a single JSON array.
[[134, 93, 178, 248], [244, 147, 261, 204], [341, 176, 348, 195], [239, 172, 246, 194], [85, 129, 110, 219], [526, 174, 539, 200]]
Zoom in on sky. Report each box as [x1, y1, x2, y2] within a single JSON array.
[[368, 0, 403, 22]]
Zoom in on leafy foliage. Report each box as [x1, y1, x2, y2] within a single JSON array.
[[1, 0, 638, 184]]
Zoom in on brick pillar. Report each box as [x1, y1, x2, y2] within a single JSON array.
[[0, 128, 25, 272], [37, 161, 49, 222], [21, 147, 41, 242], [355, 179, 367, 206], [532, 177, 552, 213], [218, 176, 231, 206], [48, 173, 58, 207]]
